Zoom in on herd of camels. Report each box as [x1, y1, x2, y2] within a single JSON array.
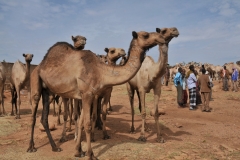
[[0, 27, 239, 159]]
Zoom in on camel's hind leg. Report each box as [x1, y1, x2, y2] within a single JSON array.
[[73, 99, 81, 141], [15, 86, 21, 119], [137, 89, 147, 142], [90, 96, 98, 142], [126, 83, 135, 133], [59, 98, 69, 142], [101, 93, 111, 140], [41, 88, 62, 152], [10, 87, 17, 116]]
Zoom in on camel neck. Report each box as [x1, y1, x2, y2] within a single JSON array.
[[152, 44, 169, 80], [102, 45, 145, 86]]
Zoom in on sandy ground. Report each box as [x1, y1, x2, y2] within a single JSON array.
[[0, 80, 240, 160]]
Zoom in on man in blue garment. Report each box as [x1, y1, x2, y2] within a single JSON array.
[[174, 67, 183, 107]]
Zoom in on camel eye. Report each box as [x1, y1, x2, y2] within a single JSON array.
[[110, 50, 115, 54], [143, 34, 149, 39]]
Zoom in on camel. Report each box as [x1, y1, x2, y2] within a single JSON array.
[[0, 62, 6, 116], [27, 29, 167, 159], [126, 27, 179, 143], [91, 47, 126, 142], [10, 54, 34, 119], [72, 35, 87, 50]]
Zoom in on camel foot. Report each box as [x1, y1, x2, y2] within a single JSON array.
[[137, 136, 147, 142], [52, 147, 62, 152], [27, 146, 37, 153], [59, 137, 68, 143], [74, 151, 86, 158], [15, 115, 21, 119], [103, 134, 110, 140], [10, 112, 14, 116], [156, 137, 165, 143], [129, 126, 135, 134], [0, 114, 4, 117]]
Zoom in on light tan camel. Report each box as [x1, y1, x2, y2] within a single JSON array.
[[91, 47, 126, 142], [27, 29, 166, 159], [10, 54, 34, 119], [126, 27, 179, 143], [0, 62, 6, 116]]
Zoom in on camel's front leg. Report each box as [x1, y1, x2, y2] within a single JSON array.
[[60, 98, 69, 142], [138, 89, 147, 142], [153, 84, 165, 143], [90, 96, 98, 142], [101, 93, 111, 140], [15, 87, 21, 119], [126, 83, 135, 133], [75, 93, 97, 160]]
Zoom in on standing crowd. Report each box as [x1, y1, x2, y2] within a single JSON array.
[[172, 64, 239, 112]]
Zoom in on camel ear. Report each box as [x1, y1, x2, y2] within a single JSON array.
[[23, 53, 26, 57], [156, 28, 161, 33], [72, 36, 75, 41], [32, 54, 34, 57], [132, 31, 138, 39], [104, 48, 109, 53]]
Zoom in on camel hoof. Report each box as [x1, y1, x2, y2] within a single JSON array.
[[129, 127, 135, 134], [156, 137, 165, 143], [0, 114, 4, 117], [103, 135, 110, 140], [27, 147, 37, 153], [74, 151, 86, 157], [137, 136, 147, 142], [59, 137, 68, 143], [10, 113, 14, 116], [52, 147, 62, 152], [15, 116, 21, 119]]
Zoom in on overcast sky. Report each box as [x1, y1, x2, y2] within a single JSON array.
[[0, 0, 240, 66]]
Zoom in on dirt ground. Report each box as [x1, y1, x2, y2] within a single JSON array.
[[0, 80, 240, 160]]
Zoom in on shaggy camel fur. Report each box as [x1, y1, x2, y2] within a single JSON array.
[[91, 47, 126, 142], [126, 27, 179, 142], [10, 54, 33, 119], [27, 29, 166, 159], [0, 62, 6, 116]]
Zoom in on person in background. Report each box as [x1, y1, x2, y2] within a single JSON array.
[[231, 67, 239, 92], [194, 70, 202, 105], [197, 69, 211, 112], [174, 67, 183, 107], [206, 71, 213, 100], [182, 69, 188, 106], [186, 65, 197, 110], [221, 66, 230, 91]]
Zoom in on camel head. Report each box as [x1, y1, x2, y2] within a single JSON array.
[[71, 35, 87, 50], [23, 53, 34, 62], [156, 27, 179, 44], [97, 54, 107, 63], [119, 55, 128, 66], [104, 48, 126, 63], [131, 30, 166, 51]]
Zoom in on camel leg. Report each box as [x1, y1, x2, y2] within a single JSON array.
[[126, 83, 135, 133], [52, 96, 57, 117], [108, 97, 113, 112], [41, 88, 62, 152], [68, 98, 74, 126], [10, 88, 16, 116], [56, 96, 62, 125], [75, 93, 96, 160], [15, 87, 21, 119], [95, 97, 103, 130], [73, 99, 81, 141], [90, 96, 98, 142], [74, 108, 85, 157], [153, 84, 165, 143], [101, 94, 111, 140], [60, 98, 69, 142], [27, 72, 42, 153], [137, 89, 147, 142], [136, 90, 142, 113]]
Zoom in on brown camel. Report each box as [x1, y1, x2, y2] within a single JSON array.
[[0, 62, 6, 116], [10, 54, 34, 119], [27, 29, 166, 159], [91, 47, 126, 142], [126, 27, 179, 142]]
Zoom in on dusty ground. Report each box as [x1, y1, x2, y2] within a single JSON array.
[[0, 81, 240, 160]]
